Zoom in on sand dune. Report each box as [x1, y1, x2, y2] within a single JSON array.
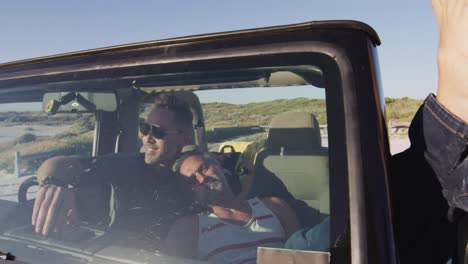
[[0, 124, 69, 143]]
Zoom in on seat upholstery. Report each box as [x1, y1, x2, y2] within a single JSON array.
[[266, 111, 322, 153], [250, 112, 330, 215]]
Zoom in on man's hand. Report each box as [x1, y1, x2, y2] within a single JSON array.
[[31, 185, 77, 236], [432, 0, 468, 122], [262, 197, 301, 238]]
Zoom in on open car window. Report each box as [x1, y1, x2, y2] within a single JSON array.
[[0, 60, 349, 264]]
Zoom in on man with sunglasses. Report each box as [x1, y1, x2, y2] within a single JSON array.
[[31, 93, 195, 241], [140, 94, 194, 167]]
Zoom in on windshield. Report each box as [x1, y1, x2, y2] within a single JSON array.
[[0, 58, 348, 263], [0, 108, 93, 199]]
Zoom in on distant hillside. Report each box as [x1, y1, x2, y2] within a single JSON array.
[[0, 112, 81, 126], [0, 97, 422, 129], [384, 97, 423, 121], [0, 97, 421, 173], [202, 97, 423, 129], [202, 98, 327, 130]]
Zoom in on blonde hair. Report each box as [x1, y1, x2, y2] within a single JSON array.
[[151, 93, 193, 128]]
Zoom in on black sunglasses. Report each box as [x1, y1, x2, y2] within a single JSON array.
[[139, 122, 181, 139]]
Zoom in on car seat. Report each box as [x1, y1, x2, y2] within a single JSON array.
[[244, 112, 329, 215]]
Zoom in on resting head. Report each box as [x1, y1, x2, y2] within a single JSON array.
[[172, 149, 232, 206]]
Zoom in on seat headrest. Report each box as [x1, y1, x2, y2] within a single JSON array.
[[266, 112, 321, 152]]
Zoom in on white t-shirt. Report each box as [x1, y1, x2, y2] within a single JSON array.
[[197, 197, 285, 264]]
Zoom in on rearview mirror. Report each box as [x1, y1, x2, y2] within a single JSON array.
[[42, 92, 118, 115]]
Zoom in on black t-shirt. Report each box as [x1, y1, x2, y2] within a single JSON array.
[[75, 153, 190, 248]]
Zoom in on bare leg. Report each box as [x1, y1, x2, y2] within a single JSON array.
[[432, 0, 468, 122]]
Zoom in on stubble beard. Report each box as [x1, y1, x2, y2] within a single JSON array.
[[193, 179, 227, 206]]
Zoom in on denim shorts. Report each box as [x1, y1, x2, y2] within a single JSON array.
[[422, 94, 467, 212]]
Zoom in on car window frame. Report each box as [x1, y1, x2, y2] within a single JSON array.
[[0, 37, 391, 263]]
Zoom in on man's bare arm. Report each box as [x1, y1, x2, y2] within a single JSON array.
[[164, 215, 198, 258], [32, 156, 83, 236], [262, 197, 301, 238], [432, 0, 468, 122]]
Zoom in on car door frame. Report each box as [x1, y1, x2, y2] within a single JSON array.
[[0, 21, 395, 264]]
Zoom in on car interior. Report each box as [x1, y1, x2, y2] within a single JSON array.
[[241, 111, 329, 215], [0, 59, 345, 263]]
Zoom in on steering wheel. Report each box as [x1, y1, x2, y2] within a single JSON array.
[[18, 176, 38, 207]]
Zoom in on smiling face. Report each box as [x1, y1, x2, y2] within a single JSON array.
[[142, 108, 186, 166], [177, 154, 231, 206]]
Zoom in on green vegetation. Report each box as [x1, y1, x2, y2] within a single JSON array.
[[0, 112, 75, 126], [0, 131, 93, 174], [67, 114, 94, 133], [202, 97, 422, 131], [0, 114, 94, 173], [385, 97, 423, 121], [144, 97, 421, 130], [15, 133, 37, 144], [202, 98, 328, 130], [22, 133, 93, 174], [206, 127, 265, 143]]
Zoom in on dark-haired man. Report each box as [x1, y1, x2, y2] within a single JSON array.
[[165, 150, 301, 263]]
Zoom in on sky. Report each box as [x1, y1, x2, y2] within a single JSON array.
[[0, 0, 439, 101]]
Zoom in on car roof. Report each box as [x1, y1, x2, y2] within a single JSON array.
[[0, 20, 380, 69], [0, 20, 378, 104]]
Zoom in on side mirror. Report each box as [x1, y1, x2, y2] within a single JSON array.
[[42, 92, 118, 115]]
